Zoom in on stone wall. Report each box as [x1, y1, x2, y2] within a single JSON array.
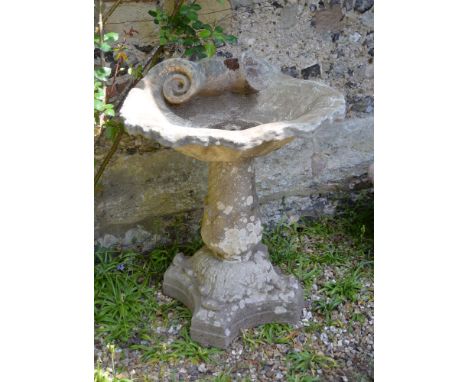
[[95, 0, 374, 250]]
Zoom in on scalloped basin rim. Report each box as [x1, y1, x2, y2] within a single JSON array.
[[120, 53, 346, 158]]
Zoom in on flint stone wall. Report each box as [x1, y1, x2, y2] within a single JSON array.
[[95, 0, 374, 249]]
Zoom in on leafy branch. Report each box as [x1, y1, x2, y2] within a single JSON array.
[[94, 0, 238, 190]]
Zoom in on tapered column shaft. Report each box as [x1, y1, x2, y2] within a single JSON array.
[[201, 159, 263, 260]]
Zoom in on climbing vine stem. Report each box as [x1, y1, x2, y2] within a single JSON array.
[[94, 0, 237, 190]]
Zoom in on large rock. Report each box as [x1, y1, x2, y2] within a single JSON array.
[[95, 116, 373, 249]]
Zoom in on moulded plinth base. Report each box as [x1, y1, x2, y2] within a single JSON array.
[[162, 244, 303, 348]]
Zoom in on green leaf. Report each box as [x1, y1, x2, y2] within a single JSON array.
[[103, 32, 118, 43], [225, 34, 238, 44], [94, 87, 105, 101], [128, 64, 143, 79], [212, 31, 225, 42], [192, 20, 204, 29], [183, 48, 194, 57], [186, 10, 199, 21], [214, 25, 223, 33], [182, 37, 196, 46], [94, 99, 105, 111], [104, 108, 115, 117], [105, 122, 121, 140], [94, 67, 112, 81], [179, 4, 190, 15], [190, 3, 202, 11], [204, 42, 216, 57], [198, 29, 211, 38], [99, 42, 112, 52]]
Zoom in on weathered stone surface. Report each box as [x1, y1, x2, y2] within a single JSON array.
[[312, 4, 343, 33], [279, 5, 299, 29], [96, 0, 374, 248], [118, 54, 344, 347], [354, 0, 374, 14], [201, 159, 262, 260], [101, 0, 374, 118], [104, 0, 233, 44], [163, 244, 303, 348], [94, 148, 207, 242], [349, 95, 374, 113], [281, 66, 299, 78], [120, 53, 345, 156], [368, 162, 374, 184], [309, 116, 373, 183], [95, 116, 373, 246], [301, 63, 321, 79]]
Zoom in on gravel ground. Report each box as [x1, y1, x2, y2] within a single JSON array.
[[95, 262, 373, 381]]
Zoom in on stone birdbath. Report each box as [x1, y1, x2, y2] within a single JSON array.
[[120, 52, 345, 348]]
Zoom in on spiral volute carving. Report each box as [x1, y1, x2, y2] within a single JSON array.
[[159, 59, 203, 104]]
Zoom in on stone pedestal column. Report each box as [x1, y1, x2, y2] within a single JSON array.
[[163, 159, 304, 348], [201, 159, 262, 260]]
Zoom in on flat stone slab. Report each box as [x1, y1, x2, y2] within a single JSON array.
[[163, 245, 303, 348]]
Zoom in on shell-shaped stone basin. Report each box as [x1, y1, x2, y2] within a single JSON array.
[[120, 52, 345, 162]]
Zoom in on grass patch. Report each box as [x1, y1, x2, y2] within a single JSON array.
[[156, 300, 192, 326], [263, 221, 303, 271], [242, 323, 296, 349], [262, 194, 373, 324], [94, 250, 158, 342], [170, 326, 221, 362], [287, 350, 337, 379], [133, 326, 221, 364], [287, 376, 320, 382], [94, 236, 203, 343], [324, 270, 362, 302], [95, 193, 373, 379], [208, 372, 233, 382], [312, 270, 363, 322], [263, 195, 373, 273]]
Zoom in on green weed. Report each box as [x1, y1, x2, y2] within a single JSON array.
[[242, 323, 295, 348], [313, 297, 343, 321], [259, 323, 295, 344], [351, 312, 367, 324], [312, 270, 363, 321], [324, 270, 362, 303], [211, 372, 233, 382], [263, 221, 302, 271], [94, 368, 133, 382], [157, 300, 192, 325], [287, 350, 337, 376], [135, 326, 220, 363], [95, 343, 133, 382], [170, 326, 221, 362], [287, 375, 320, 382]]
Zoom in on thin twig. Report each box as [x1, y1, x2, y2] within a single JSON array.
[[103, 0, 125, 24], [94, 0, 184, 190], [199, 8, 231, 15], [106, 19, 154, 25], [94, 125, 125, 189], [98, 0, 106, 132], [113, 44, 163, 112]]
